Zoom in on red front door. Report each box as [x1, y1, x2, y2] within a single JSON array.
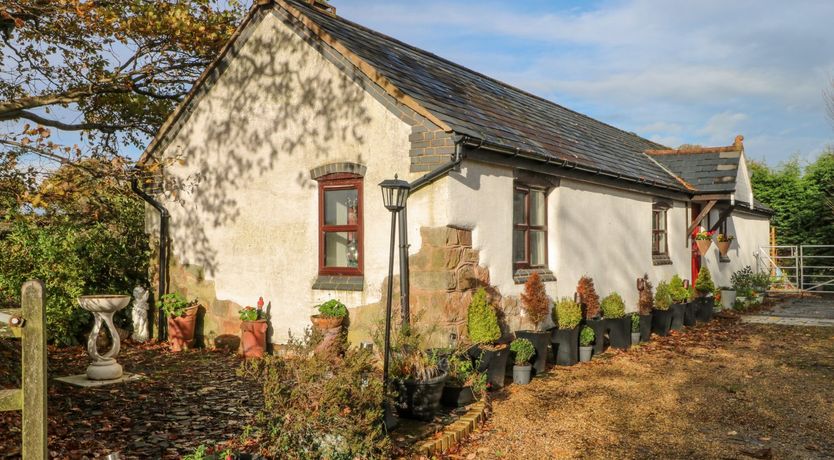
[[690, 203, 702, 283]]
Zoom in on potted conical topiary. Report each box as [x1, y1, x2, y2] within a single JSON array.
[[636, 274, 653, 342], [239, 297, 268, 359], [694, 266, 715, 322], [161, 293, 199, 352], [668, 275, 688, 330], [467, 288, 508, 389], [516, 272, 550, 375], [579, 325, 595, 362], [601, 292, 629, 349], [694, 230, 715, 256], [652, 281, 673, 336], [510, 338, 535, 385], [551, 297, 582, 366], [577, 276, 605, 354]]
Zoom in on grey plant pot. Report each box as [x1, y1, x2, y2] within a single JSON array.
[[579, 346, 593, 362], [631, 332, 641, 345], [513, 364, 532, 385]]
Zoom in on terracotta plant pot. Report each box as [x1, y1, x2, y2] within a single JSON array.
[[695, 239, 712, 256], [311, 314, 344, 330], [168, 306, 199, 352], [240, 319, 268, 359], [717, 240, 731, 256], [310, 314, 345, 357]]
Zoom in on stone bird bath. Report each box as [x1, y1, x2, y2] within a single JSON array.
[[78, 295, 131, 380]]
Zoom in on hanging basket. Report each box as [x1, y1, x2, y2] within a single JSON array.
[[695, 239, 712, 256], [716, 241, 731, 256]]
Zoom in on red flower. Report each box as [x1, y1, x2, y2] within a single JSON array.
[[257, 296, 264, 310]]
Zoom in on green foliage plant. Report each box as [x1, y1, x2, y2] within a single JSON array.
[[579, 325, 595, 347], [751, 272, 771, 292], [553, 297, 582, 329], [731, 266, 755, 297], [600, 292, 625, 318], [238, 340, 389, 459], [160, 293, 195, 317], [695, 266, 715, 295], [316, 299, 348, 318], [446, 353, 487, 396], [669, 275, 689, 303], [654, 281, 672, 311], [510, 338, 535, 365], [467, 288, 501, 345], [631, 314, 640, 333]]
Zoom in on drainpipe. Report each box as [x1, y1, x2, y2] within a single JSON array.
[[130, 172, 169, 341], [400, 137, 466, 325]]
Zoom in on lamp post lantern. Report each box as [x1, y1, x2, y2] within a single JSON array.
[[379, 174, 410, 430]]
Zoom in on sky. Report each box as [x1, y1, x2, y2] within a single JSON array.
[[334, 0, 834, 166]]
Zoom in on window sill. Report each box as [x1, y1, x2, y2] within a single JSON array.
[[312, 275, 364, 291], [652, 255, 672, 266], [513, 268, 556, 285], [719, 255, 731, 263]]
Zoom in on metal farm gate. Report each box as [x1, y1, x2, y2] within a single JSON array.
[[758, 245, 834, 293]]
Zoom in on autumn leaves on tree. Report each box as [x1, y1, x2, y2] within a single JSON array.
[[520, 272, 549, 331]]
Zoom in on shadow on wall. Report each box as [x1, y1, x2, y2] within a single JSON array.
[[158, 10, 373, 275]]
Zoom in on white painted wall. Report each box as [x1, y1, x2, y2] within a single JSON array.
[[700, 209, 771, 287], [156, 11, 448, 342]]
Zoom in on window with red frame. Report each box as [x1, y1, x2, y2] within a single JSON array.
[[513, 184, 547, 269], [318, 173, 363, 275]]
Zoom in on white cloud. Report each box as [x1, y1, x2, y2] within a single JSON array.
[[698, 112, 749, 144]]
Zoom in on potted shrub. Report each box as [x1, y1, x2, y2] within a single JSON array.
[[577, 276, 605, 354], [694, 266, 715, 322], [551, 297, 581, 366], [717, 234, 734, 256], [732, 266, 754, 307], [668, 274, 688, 330], [752, 272, 770, 302], [652, 281, 673, 336], [630, 314, 641, 345], [694, 229, 715, 256], [311, 299, 348, 357], [510, 338, 535, 385], [579, 326, 595, 362], [601, 292, 629, 349], [397, 348, 448, 421], [719, 286, 737, 311], [239, 297, 268, 359], [467, 288, 508, 389], [161, 293, 199, 352], [636, 274, 653, 342], [441, 352, 486, 407], [516, 272, 551, 375]]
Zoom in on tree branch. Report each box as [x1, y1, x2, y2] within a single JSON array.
[[9, 109, 137, 133]]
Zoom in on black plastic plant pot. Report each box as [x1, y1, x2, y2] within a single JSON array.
[[670, 303, 686, 330], [651, 309, 673, 336], [441, 384, 476, 408], [469, 344, 509, 389], [515, 330, 550, 376], [604, 317, 630, 349], [550, 326, 580, 366], [695, 297, 715, 323], [684, 302, 697, 326], [398, 372, 448, 421], [584, 318, 607, 354], [639, 314, 652, 342]]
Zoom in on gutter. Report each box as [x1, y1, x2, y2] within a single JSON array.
[[409, 135, 466, 193], [130, 172, 170, 341]]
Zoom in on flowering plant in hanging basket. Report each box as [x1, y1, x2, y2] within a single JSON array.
[[694, 230, 715, 256], [716, 234, 734, 255]]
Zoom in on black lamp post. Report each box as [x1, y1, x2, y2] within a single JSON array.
[[379, 174, 410, 430]]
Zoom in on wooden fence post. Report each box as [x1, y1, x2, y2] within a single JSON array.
[[21, 280, 47, 460]]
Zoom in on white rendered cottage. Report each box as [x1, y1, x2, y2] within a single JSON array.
[[136, 0, 772, 346]]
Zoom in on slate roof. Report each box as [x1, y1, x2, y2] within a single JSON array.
[[647, 150, 741, 193], [284, 0, 687, 191]]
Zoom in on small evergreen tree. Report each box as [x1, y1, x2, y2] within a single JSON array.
[[695, 266, 715, 295], [637, 274, 654, 315], [669, 274, 689, 303], [600, 292, 626, 318], [553, 297, 582, 329], [654, 281, 673, 311], [520, 272, 549, 330], [467, 288, 501, 344], [576, 276, 601, 319]]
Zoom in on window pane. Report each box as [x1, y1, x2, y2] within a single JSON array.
[[530, 190, 545, 226], [530, 230, 545, 266], [513, 230, 526, 262], [658, 232, 667, 254], [513, 190, 526, 225], [324, 232, 359, 268], [657, 210, 666, 231], [324, 188, 359, 225]]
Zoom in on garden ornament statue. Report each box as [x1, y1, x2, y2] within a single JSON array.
[[131, 286, 150, 342], [78, 294, 131, 380]]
